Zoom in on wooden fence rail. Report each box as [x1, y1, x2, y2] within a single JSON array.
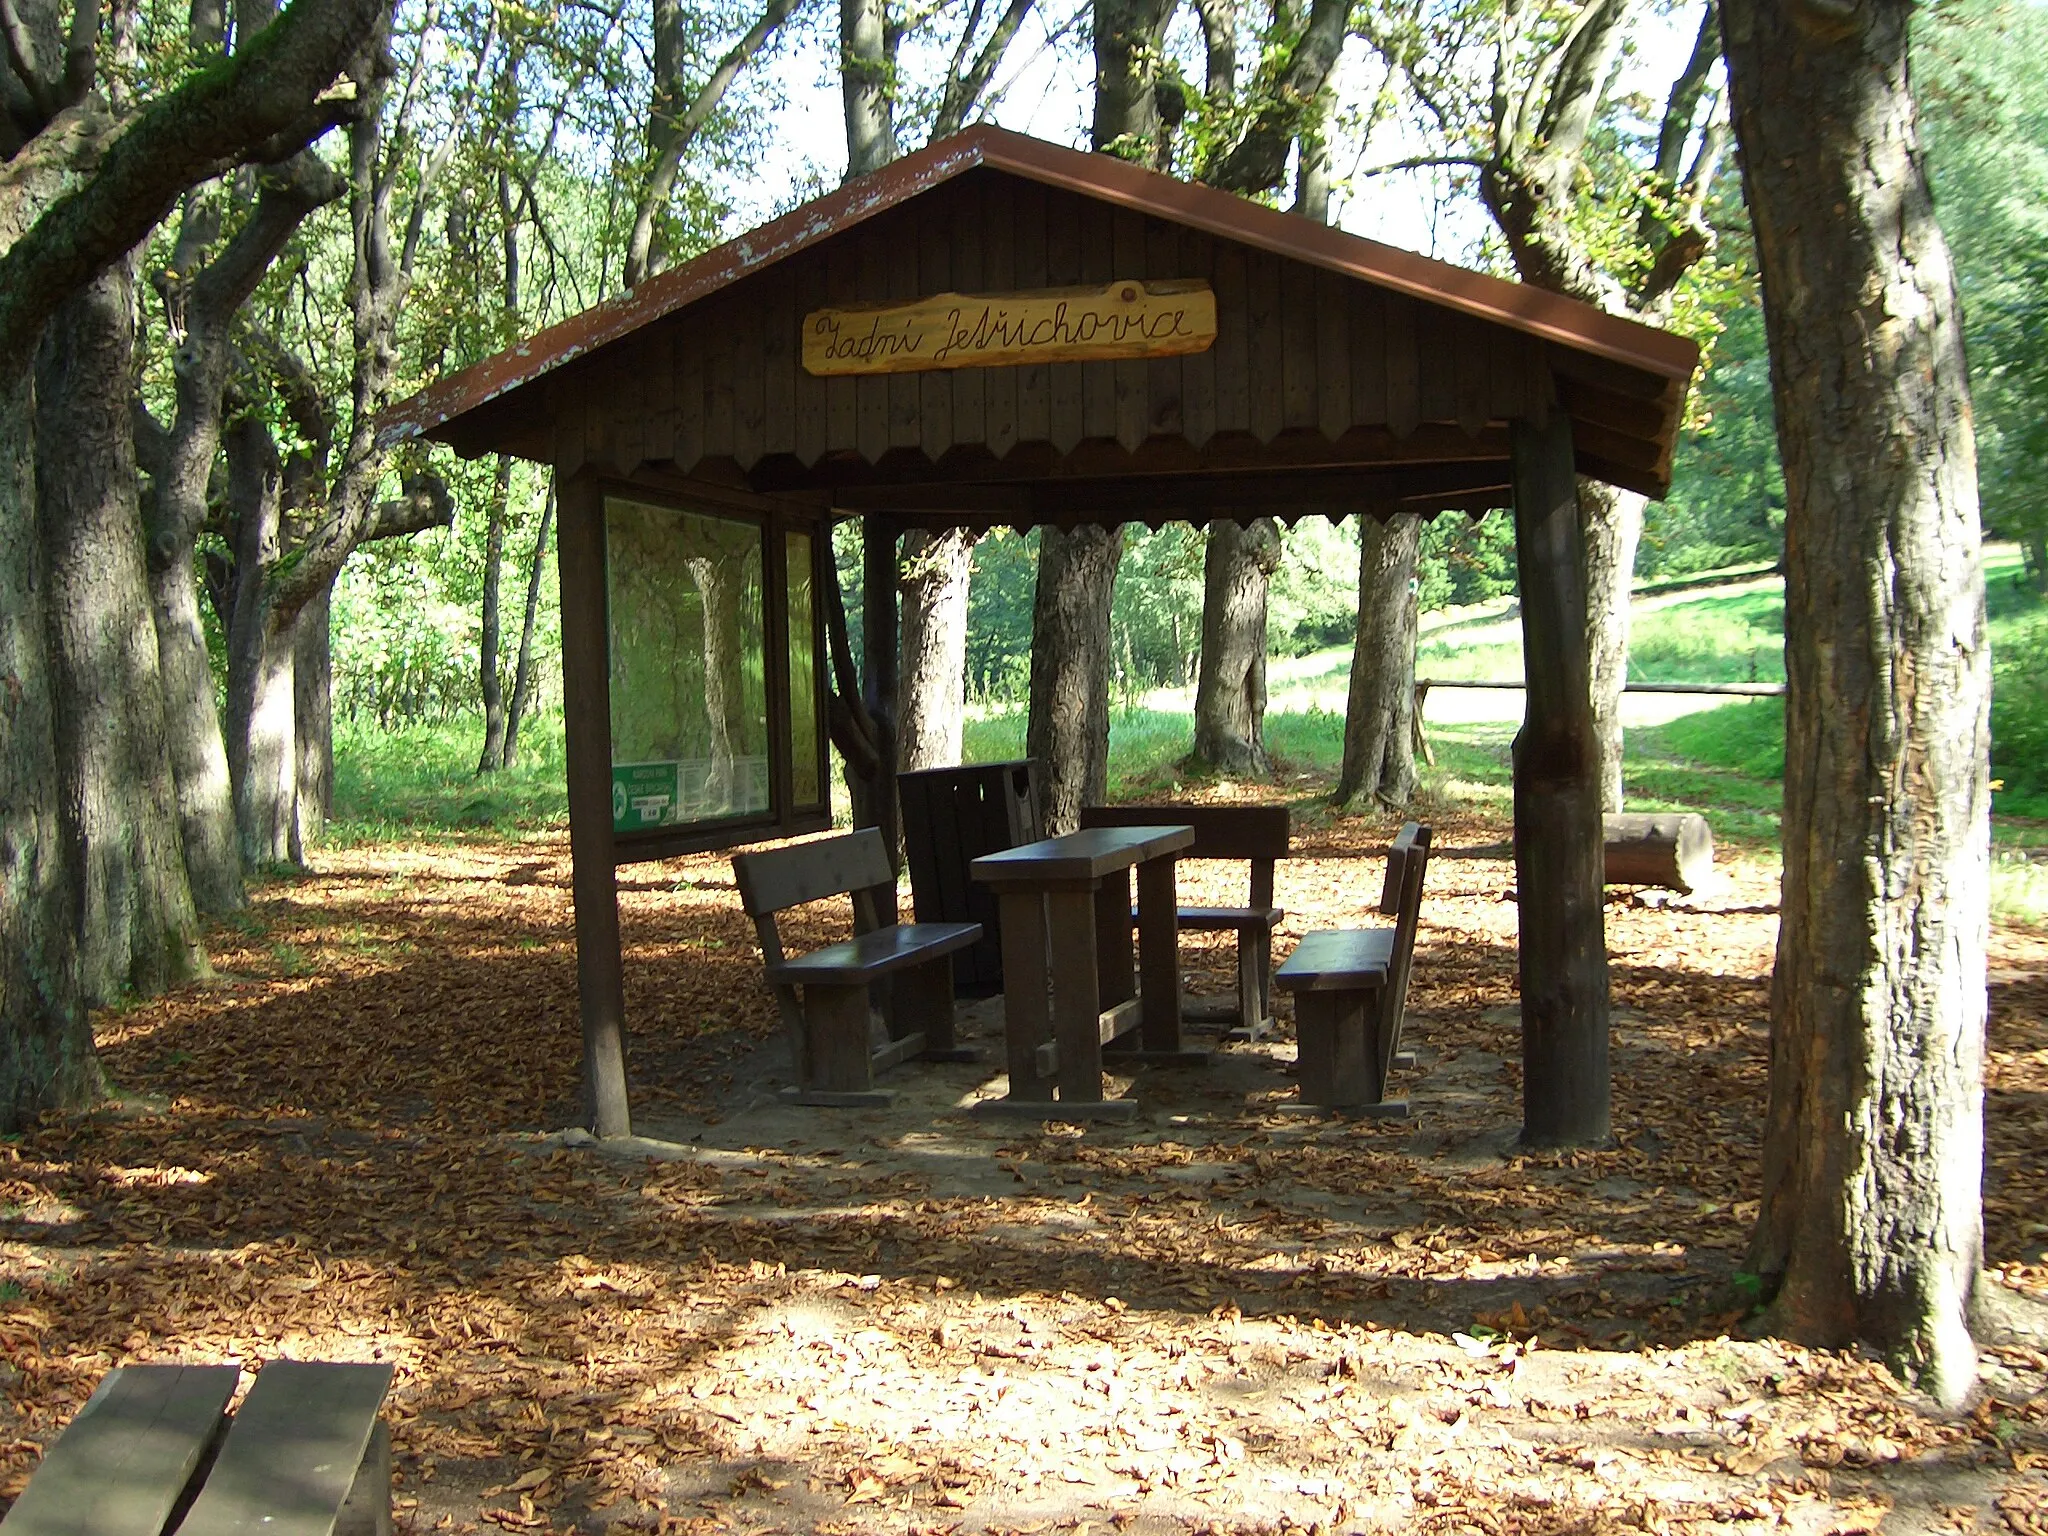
[[1409, 678, 1787, 764]]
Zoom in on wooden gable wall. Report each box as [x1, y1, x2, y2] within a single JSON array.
[[536, 169, 1670, 501]]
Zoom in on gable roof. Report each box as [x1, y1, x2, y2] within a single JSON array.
[[383, 125, 1698, 497]]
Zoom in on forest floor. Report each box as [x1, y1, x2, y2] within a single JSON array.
[[3, 798, 2048, 1536]]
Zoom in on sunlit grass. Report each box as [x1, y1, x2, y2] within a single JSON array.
[[328, 715, 570, 843]]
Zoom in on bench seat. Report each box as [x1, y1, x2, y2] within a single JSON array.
[[1160, 904, 1284, 932], [765, 922, 981, 984], [1274, 928, 1394, 990]]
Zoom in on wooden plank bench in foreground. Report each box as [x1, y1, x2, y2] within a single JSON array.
[[733, 828, 982, 1106], [1, 1360, 394, 1536], [1273, 821, 1431, 1117]]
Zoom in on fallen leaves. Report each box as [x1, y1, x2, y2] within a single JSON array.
[[0, 814, 2039, 1534]]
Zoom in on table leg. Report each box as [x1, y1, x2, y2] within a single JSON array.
[[1136, 854, 1192, 1055], [995, 891, 1054, 1103], [1048, 888, 1105, 1102], [1095, 868, 1135, 1009]]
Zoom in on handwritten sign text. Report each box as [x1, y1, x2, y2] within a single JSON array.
[[802, 279, 1217, 375]]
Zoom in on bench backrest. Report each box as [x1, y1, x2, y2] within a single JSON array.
[[1377, 821, 1431, 1079], [732, 828, 895, 923], [1079, 804, 1289, 907], [731, 830, 897, 1046]]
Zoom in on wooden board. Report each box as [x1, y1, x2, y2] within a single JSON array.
[[176, 1360, 393, 1536], [803, 280, 1216, 376], [0, 1364, 237, 1536], [971, 824, 1194, 887]]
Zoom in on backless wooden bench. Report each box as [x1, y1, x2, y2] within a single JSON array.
[[1274, 821, 1431, 1116], [0, 1359, 393, 1536], [733, 828, 982, 1106]]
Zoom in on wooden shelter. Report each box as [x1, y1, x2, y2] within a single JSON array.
[[383, 125, 1698, 1146]]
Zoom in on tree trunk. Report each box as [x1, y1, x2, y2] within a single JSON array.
[[1723, 0, 1989, 1410], [1190, 516, 1281, 775], [897, 527, 973, 771], [223, 412, 298, 868], [0, 355, 96, 1128], [841, 0, 897, 178], [1583, 482, 1645, 812], [1091, 0, 1180, 161], [687, 552, 749, 807], [35, 263, 207, 1006], [1511, 412, 1611, 1150], [1336, 513, 1420, 811], [1027, 524, 1121, 832], [293, 586, 332, 839], [477, 453, 511, 772], [148, 537, 243, 912], [503, 482, 554, 767]]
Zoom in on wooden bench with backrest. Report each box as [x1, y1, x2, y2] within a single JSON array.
[[1273, 821, 1431, 1116], [0, 1359, 393, 1536], [1080, 804, 1289, 1038], [732, 828, 982, 1106]]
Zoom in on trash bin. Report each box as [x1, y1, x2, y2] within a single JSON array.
[[898, 760, 1043, 994]]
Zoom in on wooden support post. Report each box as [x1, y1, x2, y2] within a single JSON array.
[[1047, 887, 1105, 1102], [1509, 413, 1611, 1146], [556, 473, 633, 1140], [996, 890, 1054, 1102], [862, 516, 902, 902]]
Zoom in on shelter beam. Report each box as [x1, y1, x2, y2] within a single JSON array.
[[556, 473, 634, 1140], [861, 515, 903, 891], [1509, 411, 1611, 1147]]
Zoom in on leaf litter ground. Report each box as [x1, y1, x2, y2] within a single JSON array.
[[2, 799, 2046, 1536]]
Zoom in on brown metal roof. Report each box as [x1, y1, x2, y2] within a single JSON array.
[[382, 124, 1698, 491]]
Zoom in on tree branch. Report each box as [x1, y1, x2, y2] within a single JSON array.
[[0, 0, 387, 372]]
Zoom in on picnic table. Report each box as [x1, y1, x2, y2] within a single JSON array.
[[969, 823, 1205, 1118]]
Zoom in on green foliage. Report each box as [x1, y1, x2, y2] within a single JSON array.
[[329, 715, 570, 843], [1919, 0, 2048, 559]]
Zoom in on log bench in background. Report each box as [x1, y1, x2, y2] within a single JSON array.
[[0, 1360, 393, 1536], [733, 828, 982, 1107]]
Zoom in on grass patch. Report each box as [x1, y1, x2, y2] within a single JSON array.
[[329, 716, 569, 843]]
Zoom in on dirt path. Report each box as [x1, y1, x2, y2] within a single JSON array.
[[1, 806, 2043, 1535]]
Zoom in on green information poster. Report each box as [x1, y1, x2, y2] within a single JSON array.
[[612, 761, 682, 832]]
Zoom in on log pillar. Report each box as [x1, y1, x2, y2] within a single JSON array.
[[556, 473, 633, 1139], [1509, 413, 1611, 1146], [862, 516, 903, 906]]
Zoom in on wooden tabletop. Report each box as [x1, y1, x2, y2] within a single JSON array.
[[970, 824, 1194, 887]]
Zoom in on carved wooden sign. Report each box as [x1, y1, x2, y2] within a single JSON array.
[[802, 279, 1217, 375]]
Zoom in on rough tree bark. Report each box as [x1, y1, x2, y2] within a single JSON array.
[[625, 0, 798, 287], [1451, 0, 1727, 810], [1091, 0, 1181, 162], [1335, 513, 1420, 811], [1187, 0, 1349, 776], [477, 454, 514, 771], [143, 150, 343, 907], [842, 0, 899, 178], [1723, 0, 1989, 1410], [1028, 524, 1123, 832], [35, 259, 208, 1007], [1190, 518, 1282, 775], [0, 0, 382, 1129], [293, 587, 333, 836], [897, 527, 974, 770], [502, 483, 554, 768]]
